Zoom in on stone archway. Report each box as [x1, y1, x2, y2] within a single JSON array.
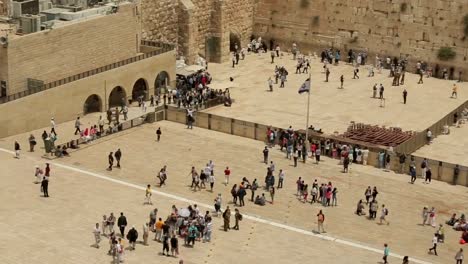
[[83, 94, 102, 114], [109, 86, 126, 108], [155, 71, 170, 95], [229, 32, 241, 52], [132, 78, 148, 101]]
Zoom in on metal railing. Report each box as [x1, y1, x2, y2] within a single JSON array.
[[0, 40, 175, 104]]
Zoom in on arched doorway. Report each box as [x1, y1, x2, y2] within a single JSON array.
[[155, 71, 170, 95], [229, 32, 241, 52], [132, 78, 148, 101], [109, 86, 126, 108], [83, 94, 102, 114]]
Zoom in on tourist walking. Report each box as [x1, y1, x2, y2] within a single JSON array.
[[403, 89, 408, 104], [107, 152, 114, 171], [114, 148, 122, 168], [93, 223, 101, 248], [117, 212, 127, 237], [428, 233, 438, 256], [224, 166, 230, 185], [223, 206, 231, 231], [126, 226, 138, 250], [156, 127, 162, 141], [74, 117, 82, 135], [41, 176, 49, 197], [144, 184, 153, 205], [29, 134, 36, 152], [317, 210, 326, 233], [455, 248, 464, 264], [277, 169, 284, 188], [142, 223, 149, 246], [380, 204, 390, 225], [263, 146, 269, 164], [233, 208, 242, 230], [383, 244, 390, 264], [14, 141, 20, 159]]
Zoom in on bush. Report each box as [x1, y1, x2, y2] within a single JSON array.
[[300, 0, 309, 8], [400, 3, 408, 12], [437, 47, 456, 61], [312, 16, 320, 26]]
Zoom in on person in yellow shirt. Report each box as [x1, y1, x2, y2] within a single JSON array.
[[452, 84, 458, 98], [144, 184, 153, 205], [154, 218, 164, 242]]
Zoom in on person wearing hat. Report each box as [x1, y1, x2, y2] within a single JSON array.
[[126, 225, 138, 250]]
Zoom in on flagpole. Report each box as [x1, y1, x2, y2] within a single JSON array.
[[306, 70, 312, 142], [305, 70, 311, 143]]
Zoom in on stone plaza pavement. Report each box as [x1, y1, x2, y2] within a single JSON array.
[[1, 120, 467, 264], [205, 52, 467, 134], [414, 124, 468, 167]]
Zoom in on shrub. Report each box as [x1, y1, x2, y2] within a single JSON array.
[[312, 16, 320, 26], [300, 0, 309, 8], [400, 3, 408, 12], [437, 47, 456, 61]]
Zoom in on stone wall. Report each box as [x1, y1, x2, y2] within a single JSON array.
[[0, 50, 176, 138], [141, 0, 178, 45], [254, 0, 468, 75], [5, 3, 140, 94], [142, 0, 255, 63]]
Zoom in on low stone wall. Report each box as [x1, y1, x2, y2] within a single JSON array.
[[165, 106, 468, 187]]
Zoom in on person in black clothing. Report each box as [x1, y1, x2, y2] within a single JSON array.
[[425, 168, 432, 183], [353, 68, 359, 79], [117, 212, 127, 237], [263, 146, 269, 164], [14, 141, 20, 159], [162, 234, 170, 255], [114, 149, 122, 168], [325, 68, 330, 82], [403, 89, 408, 104], [340, 75, 344, 88], [41, 176, 49, 197], [170, 234, 179, 257], [108, 152, 114, 171], [156, 127, 162, 141], [126, 226, 138, 250], [237, 187, 246, 207], [453, 164, 460, 185]]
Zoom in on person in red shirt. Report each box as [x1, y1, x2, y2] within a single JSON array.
[[224, 167, 231, 185]]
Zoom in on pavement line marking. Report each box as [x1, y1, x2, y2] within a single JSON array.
[[0, 147, 432, 264]]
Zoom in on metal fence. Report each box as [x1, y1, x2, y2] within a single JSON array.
[[0, 40, 175, 104]]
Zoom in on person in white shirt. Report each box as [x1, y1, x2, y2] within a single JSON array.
[[268, 77, 273, 92], [208, 160, 214, 175], [208, 171, 215, 192], [455, 248, 464, 264], [277, 169, 284, 188], [143, 223, 149, 246], [93, 223, 101, 248], [428, 233, 438, 256], [204, 219, 213, 242]]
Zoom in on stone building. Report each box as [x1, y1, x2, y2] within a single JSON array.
[[0, 2, 176, 137]]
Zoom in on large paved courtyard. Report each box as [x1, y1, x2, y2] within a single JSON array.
[[1, 120, 467, 264], [205, 52, 468, 134]]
